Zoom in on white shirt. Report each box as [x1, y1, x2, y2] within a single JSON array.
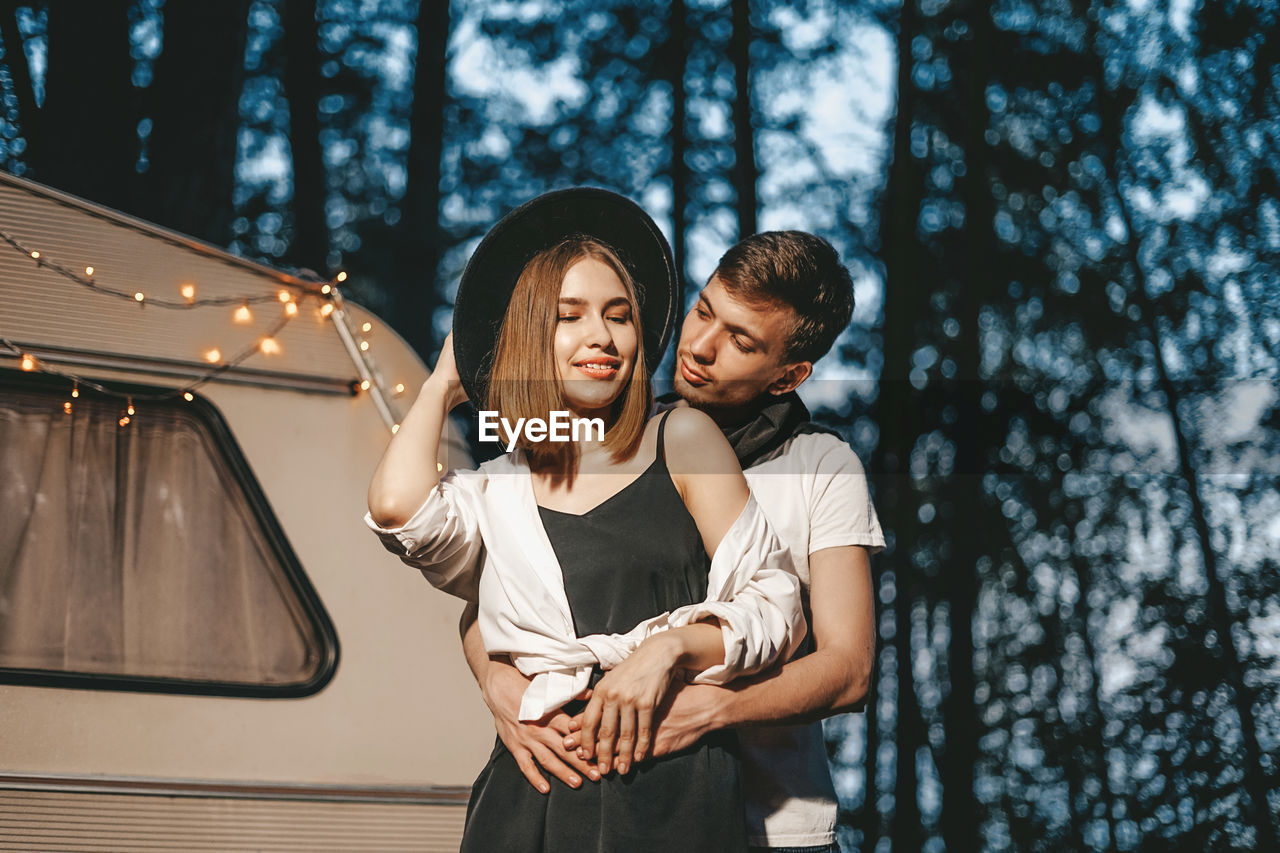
[[738, 431, 885, 847], [365, 450, 807, 721]]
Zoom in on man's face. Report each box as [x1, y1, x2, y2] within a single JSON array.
[[673, 275, 808, 412]]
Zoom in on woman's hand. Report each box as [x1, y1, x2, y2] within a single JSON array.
[[575, 632, 684, 775], [428, 331, 468, 411]]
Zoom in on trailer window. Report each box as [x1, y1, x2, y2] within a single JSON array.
[[0, 374, 336, 696]]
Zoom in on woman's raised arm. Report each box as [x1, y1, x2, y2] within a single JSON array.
[[367, 332, 468, 527]]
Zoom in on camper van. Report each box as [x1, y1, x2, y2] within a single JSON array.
[[0, 171, 492, 850]]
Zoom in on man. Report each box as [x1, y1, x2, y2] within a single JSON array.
[[461, 230, 884, 853]]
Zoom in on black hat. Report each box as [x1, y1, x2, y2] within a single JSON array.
[[452, 188, 680, 405]]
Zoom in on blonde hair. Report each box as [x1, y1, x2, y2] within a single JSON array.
[[485, 236, 651, 472]]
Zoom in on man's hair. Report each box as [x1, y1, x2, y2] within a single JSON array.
[[713, 231, 854, 364], [485, 235, 650, 470]]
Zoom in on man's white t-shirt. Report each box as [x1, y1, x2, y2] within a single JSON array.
[[738, 431, 884, 848]]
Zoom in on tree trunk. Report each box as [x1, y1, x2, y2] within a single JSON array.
[[729, 0, 756, 239], [667, 0, 689, 285], [282, 0, 329, 273], [0, 3, 40, 162], [1088, 13, 1278, 848], [39, 0, 135, 209], [393, 0, 452, 359], [141, 1, 251, 244], [939, 1, 994, 849], [874, 0, 925, 847]]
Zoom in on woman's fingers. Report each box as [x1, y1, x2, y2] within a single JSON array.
[[614, 705, 637, 775], [634, 705, 654, 763], [576, 694, 603, 762], [595, 699, 619, 775]]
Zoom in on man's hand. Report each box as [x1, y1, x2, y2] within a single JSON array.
[[481, 657, 600, 793]]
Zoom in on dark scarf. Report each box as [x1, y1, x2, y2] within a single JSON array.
[[657, 390, 839, 469]]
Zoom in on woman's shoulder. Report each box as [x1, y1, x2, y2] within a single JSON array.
[[654, 404, 720, 440], [652, 406, 738, 475]]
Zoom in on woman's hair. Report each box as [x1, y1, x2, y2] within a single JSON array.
[[485, 235, 651, 471]]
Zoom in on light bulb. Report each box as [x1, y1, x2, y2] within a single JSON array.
[[284, 301, 298, 316], [336, 271, 348, 282], [320, 303, 334, 318], [181, 284, 196, 300], [234, 303, 252, 323], [134, 292, 145, 303], [361, 322, 372, 332], [260, 337, 280, 355], [204, 348, 222, 363], [85, 266, 94, 276], [183, 392, 194, 402], [21, 354, 36, 371]]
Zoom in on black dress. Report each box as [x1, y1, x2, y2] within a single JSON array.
[[460, 412, 748, 853]]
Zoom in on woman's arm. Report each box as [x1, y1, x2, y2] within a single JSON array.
[[367, 333, 467, 526], [575, 407, 804, 775]]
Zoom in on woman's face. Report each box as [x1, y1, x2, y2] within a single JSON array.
[[553, 256, 638, 420]]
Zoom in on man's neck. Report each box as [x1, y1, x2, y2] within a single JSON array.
[[679, 395, 779, 431]]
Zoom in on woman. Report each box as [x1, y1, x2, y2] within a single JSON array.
[[366, 189, 804, 852]]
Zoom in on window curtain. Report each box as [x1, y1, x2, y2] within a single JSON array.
[[0, 388, 323, 685]]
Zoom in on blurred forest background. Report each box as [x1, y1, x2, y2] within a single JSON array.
[[2, 0, 1277, 850]]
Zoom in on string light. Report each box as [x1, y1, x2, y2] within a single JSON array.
[[2, 229, 327, 310], [437, 462, 444, 472], [393, 383, 405, 395], [0, 235, 376, 421], [391, 423, 400, 434]]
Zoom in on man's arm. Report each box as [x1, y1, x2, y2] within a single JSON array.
[[459, 603, 600, 790], [566, 545, 874, 758]]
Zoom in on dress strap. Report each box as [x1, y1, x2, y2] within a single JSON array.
[[656, 408, 674, 463]]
